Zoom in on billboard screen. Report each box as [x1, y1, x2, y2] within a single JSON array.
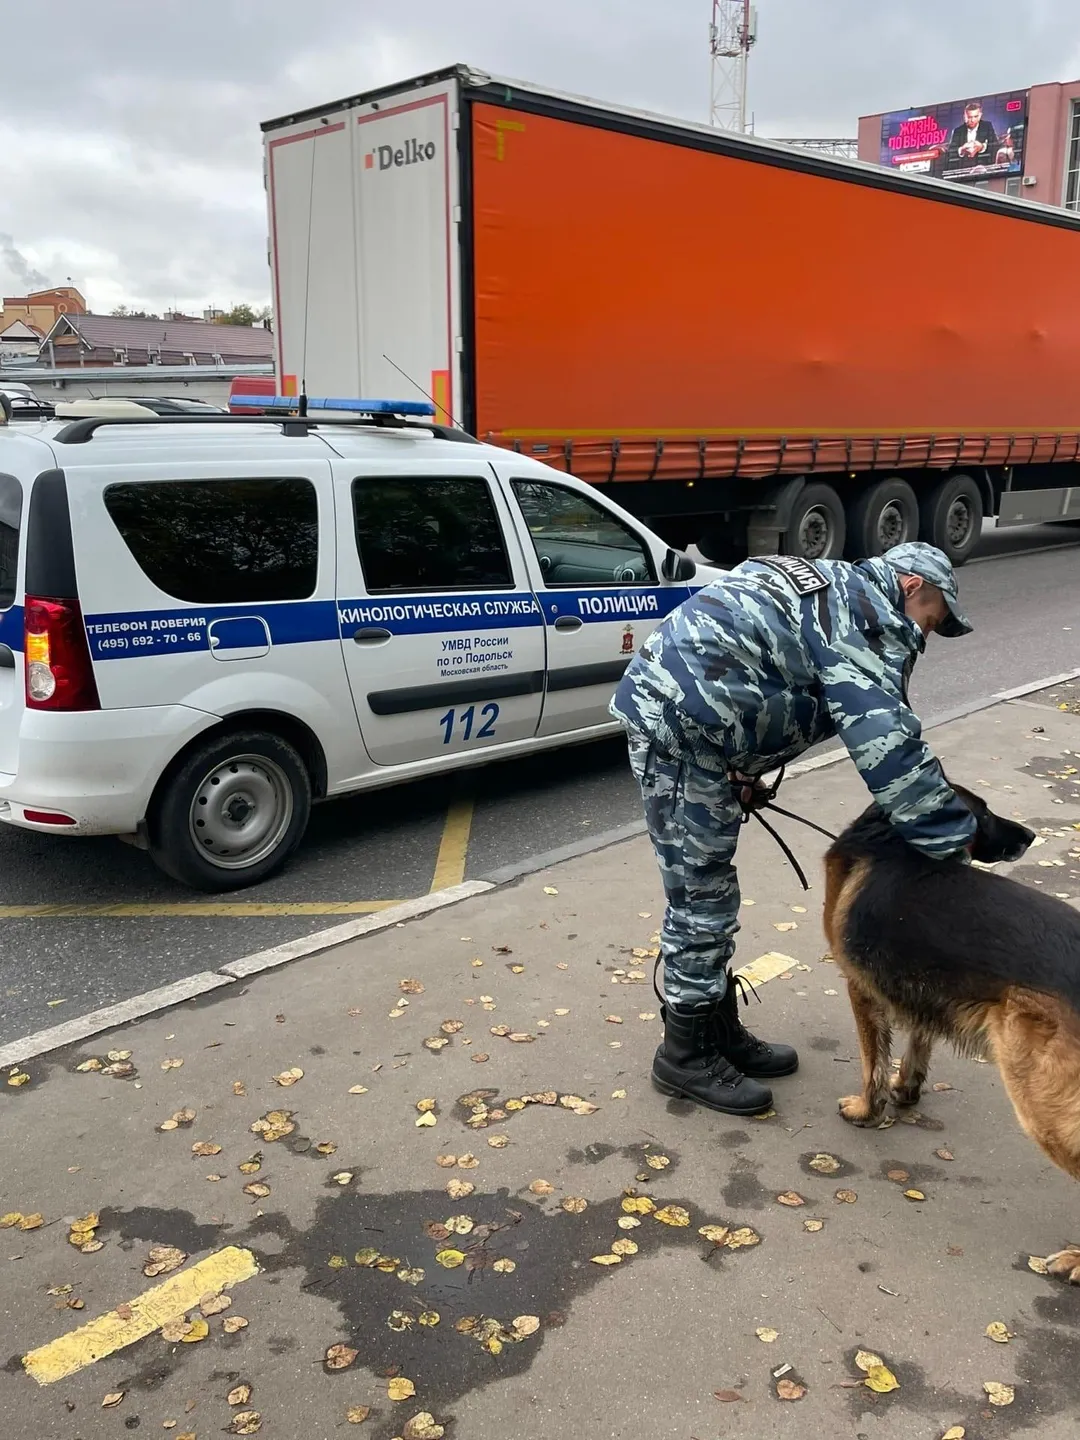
[[879, 90, 1028, 183]]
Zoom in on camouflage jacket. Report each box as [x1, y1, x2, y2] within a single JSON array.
[[610, 554, 976, 859]]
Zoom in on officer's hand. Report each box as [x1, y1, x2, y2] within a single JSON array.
[[729, 770, 770, 812]]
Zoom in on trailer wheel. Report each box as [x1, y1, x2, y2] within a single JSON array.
[[918, 474, 984, 567], [844, 478, 919, 558], [782, 483, 845, 561]]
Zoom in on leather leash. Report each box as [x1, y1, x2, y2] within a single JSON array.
[[734, 765, 839, 891]]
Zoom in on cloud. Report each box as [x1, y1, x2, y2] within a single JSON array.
[[0, 0, 1076, 311]]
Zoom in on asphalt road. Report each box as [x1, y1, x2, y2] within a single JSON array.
[[1, 523, 1078, 1049]]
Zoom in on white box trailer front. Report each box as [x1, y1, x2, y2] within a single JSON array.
[[264, 73, 463, 424]]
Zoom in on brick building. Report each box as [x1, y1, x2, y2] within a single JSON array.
[[0, 286, 87, 347]]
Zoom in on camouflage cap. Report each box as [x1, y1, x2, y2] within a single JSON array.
[[883, 542, 972, 638]]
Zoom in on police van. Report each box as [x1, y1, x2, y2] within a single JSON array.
[[0, 396, 713, 890]]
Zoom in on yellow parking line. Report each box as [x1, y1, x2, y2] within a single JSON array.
[[23, 1245, 258, 1385], [0, 901, 399, 918], [430, 798, 475, 892], [735, 950, 800, 988]]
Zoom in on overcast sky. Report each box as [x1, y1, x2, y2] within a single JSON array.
[[2, 0, 1077, 314]]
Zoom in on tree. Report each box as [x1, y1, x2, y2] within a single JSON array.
[[214, 303, 271, 328], [110, 304, 160, 319]]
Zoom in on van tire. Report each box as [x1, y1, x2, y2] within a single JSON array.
[[149, 730, 311, 892]]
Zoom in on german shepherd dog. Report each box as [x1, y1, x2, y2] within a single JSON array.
[[824, 783, 1080, 1284]]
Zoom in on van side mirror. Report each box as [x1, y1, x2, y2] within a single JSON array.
[[661, 547, 697, 582]]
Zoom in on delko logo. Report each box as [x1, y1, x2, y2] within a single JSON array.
[[364, 138, 437, 172]]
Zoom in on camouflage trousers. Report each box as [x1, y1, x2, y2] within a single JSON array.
[[627, 733, 743, 1008]]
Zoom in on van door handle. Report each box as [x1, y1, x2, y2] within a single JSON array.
[[353, 627, 392, 644], [553, 616, 583, 632], [0, 644, 14, 669]]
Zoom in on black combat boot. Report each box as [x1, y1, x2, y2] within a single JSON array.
[[715, 971, 799, 1078], [651, 1000, 774, 1115]]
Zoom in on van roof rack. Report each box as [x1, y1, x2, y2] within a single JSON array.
[[53, 411, 479, 445]]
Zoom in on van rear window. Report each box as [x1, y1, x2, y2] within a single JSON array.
[[0, 474, 22, 609], [103, 478, 318, 603]]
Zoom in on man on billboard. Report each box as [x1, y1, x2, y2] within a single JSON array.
[[947, 101, 999, 168]]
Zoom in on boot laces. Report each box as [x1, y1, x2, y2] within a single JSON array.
[[730, 974, 771, 1057]]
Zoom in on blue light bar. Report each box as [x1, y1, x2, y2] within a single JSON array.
[[232, 395, 436, 417]]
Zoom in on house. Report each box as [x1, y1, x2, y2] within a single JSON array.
[[0, 286, 87, 348], [37, 312, 274, 367]]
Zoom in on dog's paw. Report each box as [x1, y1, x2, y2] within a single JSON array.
[[839, 1094, 882, 1127], [888, 1077, 922, 1108], [1045, 1248, 1080, 1284]]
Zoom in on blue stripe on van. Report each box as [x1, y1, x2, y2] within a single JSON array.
[[82, 585, 695, 661], [0, 605, 23, 652]]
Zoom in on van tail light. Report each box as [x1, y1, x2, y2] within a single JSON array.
[[24, 596, 100, 711]]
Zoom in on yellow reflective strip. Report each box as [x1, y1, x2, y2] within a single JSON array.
[[23, 1245, 259, 1385]]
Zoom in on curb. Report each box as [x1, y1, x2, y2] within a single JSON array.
[[4, 668, 1079, 1068]]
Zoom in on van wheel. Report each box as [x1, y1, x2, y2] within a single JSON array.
[[918, 474, 984, 566], [149, 731, 311, 891], [844, 478, 919, 558]]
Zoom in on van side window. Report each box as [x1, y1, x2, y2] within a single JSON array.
[[352, 477, 513, 592], [510, 479, 654, 586], [0, 475, 22, 610], [103, 478, 318, 603]]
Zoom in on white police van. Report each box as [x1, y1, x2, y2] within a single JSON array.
[[0, 395, 713, 890]]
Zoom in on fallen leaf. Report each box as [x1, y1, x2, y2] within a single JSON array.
[[227, 1412, 261, 1434], [774, 922, 798, 932], [777, 1191, 805, 1207], [654, 1205, 691, 1227], [942, 1428, 966, 1439], [713, 1389, 746, 1403], [645, 1154, 670, 1171], [803, 1218, 825, 1232], [492, 1258, 516, 1273], [233, 1081, 246, 1096], [756, 1327, 779, 1343], [590, 1253, 622, 1266], [446, 1179, 475, 1200], [611, 1237, 639, 1256], [238, 1156, 262, 1174], [808, 1153, 841, 1174], [415, 1113, 437, 1128], [348, 1085, 369, 1094], [835, 1189, 858, 1204], [618, 1215, 642, 1230], [222, 1315, 249, 1334], [446, 1214, 474, 1235], [936, 1148, 955, 1161], [543, 886, 559, 895], [77, 1057, 103, 1072], [107, 1049, 132, 1062], [272, 1067, 303, 1086], [698, 1224, 730, 1244], [7, 1070, 29, 1087], [403, 1412, 445, 1440], [400, 979, 425, 994], [161, 1058, 184, 1071], [331, 1172, 354, 1185], [724, 1227, 761, 1249], [487, 1134, 509, 1149], [250, 1109, 295, 1142], [144, 1244, 186, 1277], [423, 1037, 450, 1051], [191, 1141, 222, 1157], [227, 1385, 253, 1408], [325, 1344, 359, 1371], [507, 1032, 535, 1044], [181, 1317, 209, 1343], [387, 1309, 414, 1332], [903, 1189, 926, 1202], [561, 1196, 588, 1214], [328, 1255, 349, 1270], [933, 1081, 954, 1092], [622, 1195, 656, 1216], [529, 1179, 555, 1196], [17, 1213, 43, 1231], [435, 1248, 466, 1269], [0, 1213, 21, 1228], [854, 1349, 884, 1372], [864, 1364, 899, 1393], [886, 1168, 910, 1183], [102, 1061, 135, 1078], [986, 1322, 1013, 1344], [102, 1391, 125, 1408], [983, 1381, 1015, 1407], [458, 1154, 479, 1169], [200, 1293, 232, 1317], [315, 1141, 338, 1156], [419, 1311, 440, 1327], [776, 1379, 807, 1401], [1028, 1255, 1050, 1274], [388, 1378, 416, 1401], [435, 1154, 457, 1168]]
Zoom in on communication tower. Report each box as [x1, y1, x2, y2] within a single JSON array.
[[709, 0, 758, 132]]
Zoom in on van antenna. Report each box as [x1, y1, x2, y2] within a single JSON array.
[[298, 119, 329, 418], [381, 353, 464, 431]]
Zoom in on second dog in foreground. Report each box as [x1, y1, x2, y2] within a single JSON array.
[[824, 781, 1080, 1284]]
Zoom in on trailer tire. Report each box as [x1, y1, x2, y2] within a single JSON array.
[[844, 478, 919, 559], [782, 483, 846, 561], [918, 474, 983, 567]]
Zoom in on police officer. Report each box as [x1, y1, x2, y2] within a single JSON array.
[[610, 542, 976, 1117]]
